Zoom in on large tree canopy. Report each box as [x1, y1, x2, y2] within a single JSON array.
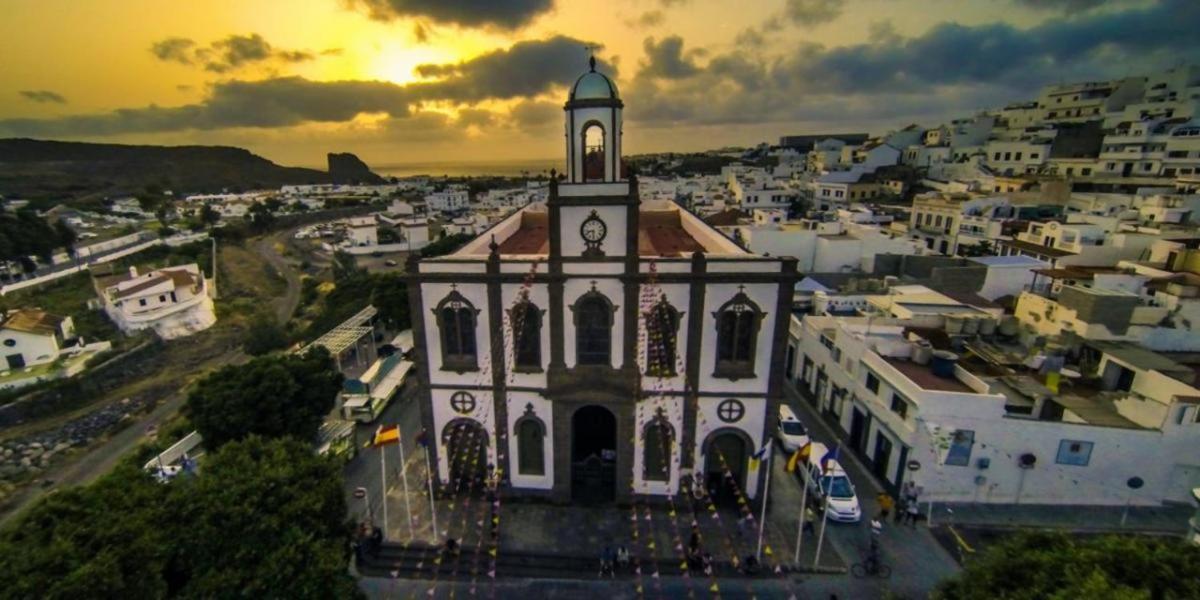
[[185, 347, 342, 449], [935, 531, 1200, 600], [0, 437, 358, 599], [0, 210, 77, 269]]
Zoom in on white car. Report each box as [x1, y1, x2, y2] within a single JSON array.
[[798, 442, 862, 523], [775, 404, 810, 453]]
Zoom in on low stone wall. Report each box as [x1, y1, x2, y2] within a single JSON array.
[[0, 339, 161, 428]]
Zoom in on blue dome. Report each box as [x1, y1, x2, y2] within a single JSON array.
[[571, 71, 619, 101]]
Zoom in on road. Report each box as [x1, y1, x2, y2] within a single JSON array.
[[0, 230, 304, 527], [780, 382, 961, 598], [253, 231, 304, 322]]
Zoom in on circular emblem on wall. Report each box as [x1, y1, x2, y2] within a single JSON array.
[[450, 391, 477, 415], [716, 399, 745, 423]]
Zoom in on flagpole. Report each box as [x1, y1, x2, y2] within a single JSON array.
[[812, 472, 832, 569], [755, 447, 772, 560], [398, 435, 415, 540], [423, 441, 439, 544], [812, 444, 838, 570], [380, 438, 389, 540], [793, 464, 810, 565]]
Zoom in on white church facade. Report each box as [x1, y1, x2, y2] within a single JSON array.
[[406, 59, 797, 504]]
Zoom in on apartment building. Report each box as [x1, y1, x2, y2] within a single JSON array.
[[789, 313, 1200, 506], [997, 221, 1159, 267]]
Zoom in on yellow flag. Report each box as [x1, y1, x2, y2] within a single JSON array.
[[373, 425, 401, 447]]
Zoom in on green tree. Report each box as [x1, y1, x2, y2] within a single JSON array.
[[247, 202, 275, 233], [168, 436, 359, 599], [935, 532, 1200, 600], [242, 312, 289, 356], [0, 465, 171, 599], [185, 348, 343, 449], [199, 202, 220, 229]]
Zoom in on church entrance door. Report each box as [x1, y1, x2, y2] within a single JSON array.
[[442, 419, 489, 496], [704, 431, 748, 507], [571, 405, 617, 504]]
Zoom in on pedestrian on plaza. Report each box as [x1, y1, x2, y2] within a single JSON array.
[[803, 505, 817, 534], [876, 492, 894, 520], [905, 501, 920, 528], [701, 552, 714, 576], [369, 526, 384, 558], [444, 537, 460, 558], [870, 517, 883, 538], [600, 546, 615, 578], [616, 546, 631, 571], [689, 529, 702, 555], [740, 554, 760, 575]]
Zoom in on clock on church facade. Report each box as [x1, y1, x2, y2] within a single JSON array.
[[404, 57, 797, 506]]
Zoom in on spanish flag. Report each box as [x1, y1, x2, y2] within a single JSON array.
[[373, 424, 401, 447], [786, 442, 811, 473]]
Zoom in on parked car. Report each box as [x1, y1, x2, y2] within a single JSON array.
[[796, 442, 862, 523], [774, 404, 810, 452]]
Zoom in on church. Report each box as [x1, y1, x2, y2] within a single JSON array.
[[406, 58, 797, 505]]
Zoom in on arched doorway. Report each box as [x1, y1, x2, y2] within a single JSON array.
[[704, 429, 749, 507], [571, 405, 617, 503], [442, 419, 488, 495]]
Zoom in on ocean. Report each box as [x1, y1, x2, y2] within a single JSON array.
[[372, 159, 561, 178]]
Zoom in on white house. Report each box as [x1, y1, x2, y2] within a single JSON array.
[[0, 309, 75, 370], [345, 216, 379, 247], [426, 189, 470, 214], [406, 60, 796, 506], [789, 314, 1200, 506], [99, 264, 216, 340]]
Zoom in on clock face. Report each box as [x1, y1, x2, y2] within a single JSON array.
[[581, 215, 607, 243]]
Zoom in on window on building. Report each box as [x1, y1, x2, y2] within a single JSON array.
[[944, 430, 975, 466], [643, 417, 674, 482], [890, 393, 909, 419], [1055, 440, 1093, 466], [1004, 152, 1012, 161], [574, 291, 613, 366], [645, 297, 681, 377], [582, 122, 606, 182], [517, 418, 545, 475], [1015, 152, 1023, 161], [865, 372, 880, 394], [993, 152, 1001, 161], [138, 298, 147, 306], [437, 290, 478, 371], [714, 290, 763, 378], [1081, 168, 1092, 176], [158, 295, 166, 302], [1143, 163, 1154, 171], [935, 215, 944, 227], [510, 299, 542, 371]]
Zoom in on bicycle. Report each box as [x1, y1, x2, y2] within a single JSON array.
[[851, 552, 892, 578]]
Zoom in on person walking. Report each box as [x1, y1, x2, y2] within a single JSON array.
[[904, 500, 920, 527], [803, 505, 817, 534], [600, 546, 615, 578], [616, 546, 631, 571], [876, 492, 894, 520]]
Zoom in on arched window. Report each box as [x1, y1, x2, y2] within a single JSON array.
[[713, 289, 764, 378], [509, 299, 543, 372], [643, 416, 674, 482], [573, 289, 614, 366], [516, 416, 545, 476], [435, 289, 478, 371], [644, 296, 681, 377], [582, 122, 606, 182]]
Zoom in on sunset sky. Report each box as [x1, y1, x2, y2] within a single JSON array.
[[2, 0, 1197, 168]]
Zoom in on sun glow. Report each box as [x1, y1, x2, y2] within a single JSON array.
[[368, 44, 456, 85]]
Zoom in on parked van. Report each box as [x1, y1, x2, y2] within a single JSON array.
[[775, 405, 810, 452], [796, 442, 862, 523]]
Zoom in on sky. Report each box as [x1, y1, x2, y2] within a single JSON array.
[[1, 0, 1198, 169]]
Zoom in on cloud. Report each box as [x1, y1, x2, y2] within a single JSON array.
[[150, 37, 197, 64], [628, 10, 665, 28], [659, 0, 688, 6], [411, 35, 611, 102], [150, 33, 320, 73], [19, 90, 67, 104], [1012, 0, 1105, 11], [0, 36, 608, 137], [346, 0, 554, 29], [784, 0, 844, 25], [639, 36, 699, 80], [509, 99, 560, 128], [628, 0, 1200, 126]]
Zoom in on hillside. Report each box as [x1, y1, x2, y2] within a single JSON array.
[[0, 139, 383, 202]]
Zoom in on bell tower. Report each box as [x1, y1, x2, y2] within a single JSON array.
[[564, 55, 623, 183]]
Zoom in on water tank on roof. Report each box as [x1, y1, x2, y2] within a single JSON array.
[[912, 341, 934, 365], [931, 350, 959, 378], [979, 317, 998, 336], [963, 317, 981, 335], [945, 315, 965, 334]]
